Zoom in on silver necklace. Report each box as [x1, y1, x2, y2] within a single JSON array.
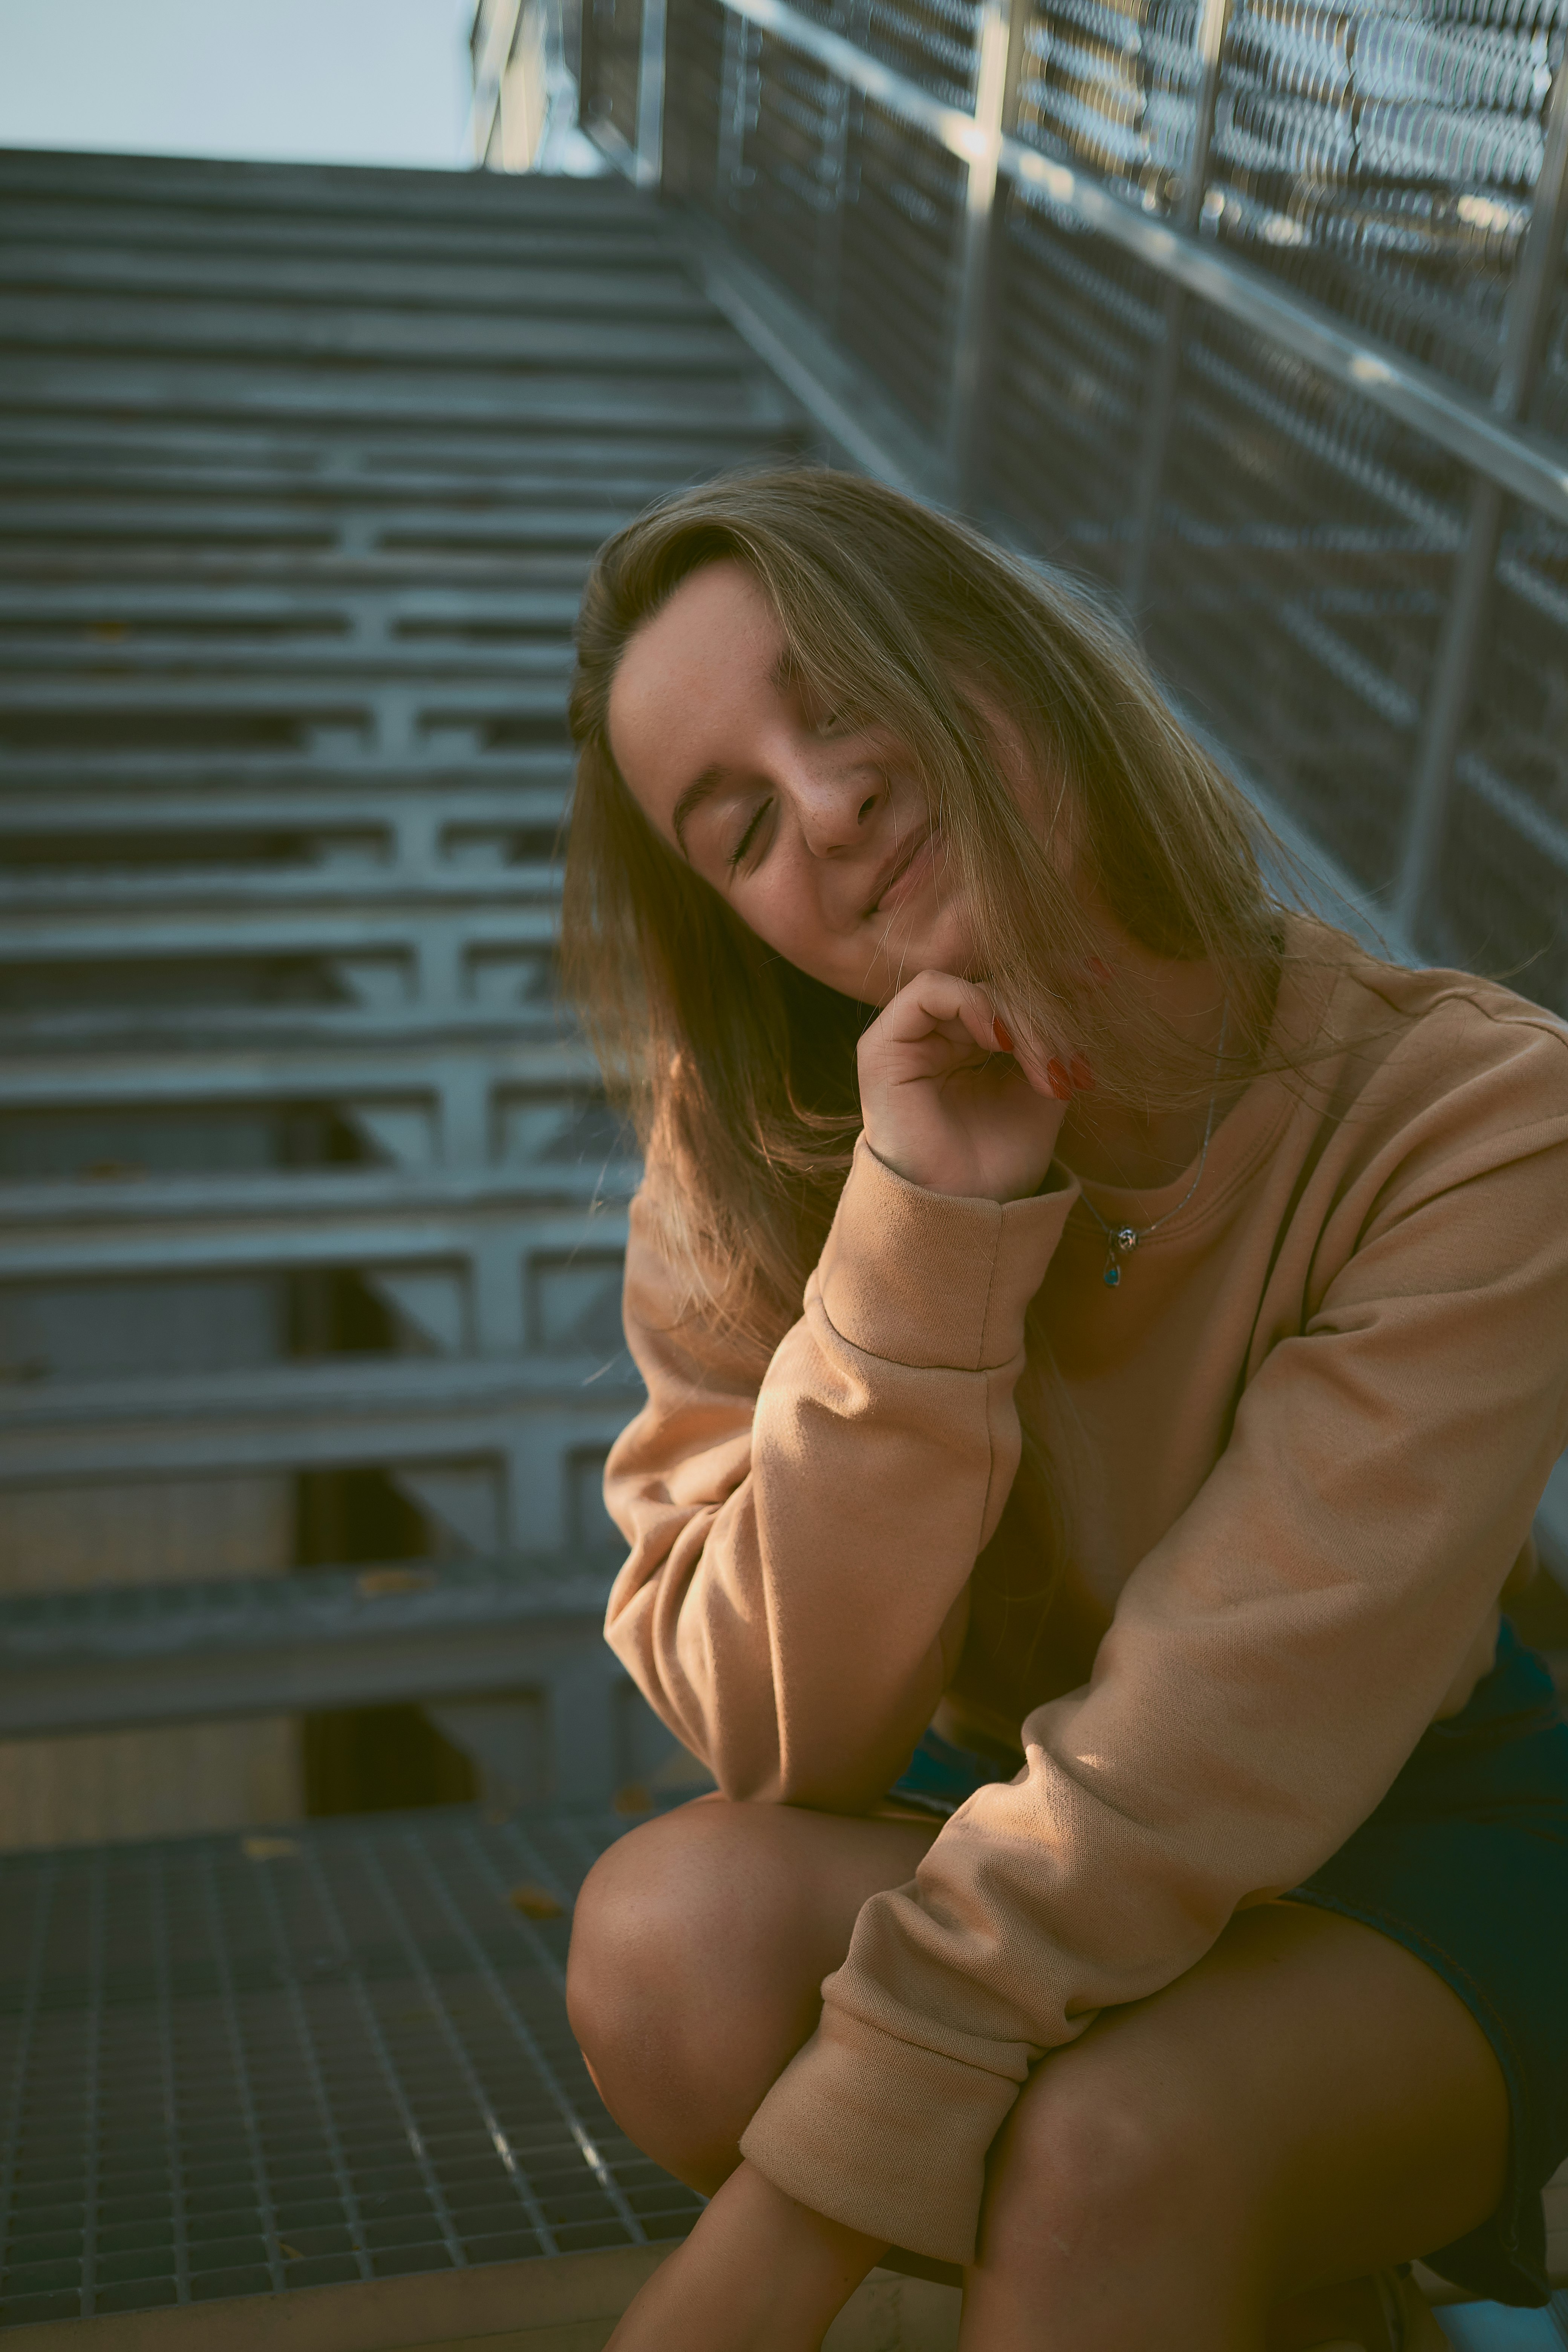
[[1076, 1006, 1230, 1291]]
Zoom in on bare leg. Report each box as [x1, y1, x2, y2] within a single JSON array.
[[568, 1805, 1509, 2349], [961, 1901, 1509, 2352]]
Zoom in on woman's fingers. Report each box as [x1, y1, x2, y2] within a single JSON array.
[[870, 968, 995, 1053], [856, 968, 1076, 1200], [865, 970, 1072, 1100]]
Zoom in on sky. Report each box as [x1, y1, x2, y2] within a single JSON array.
[[0, 0, 480, 170]]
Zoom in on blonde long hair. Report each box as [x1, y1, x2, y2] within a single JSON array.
[[564, 467, 1310, 1351]]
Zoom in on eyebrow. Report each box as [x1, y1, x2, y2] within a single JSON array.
[[668, 648, 799, 859], [671, 766, 724, 859]]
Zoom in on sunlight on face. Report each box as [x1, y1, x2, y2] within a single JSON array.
[[605, 559, 977, 1006]]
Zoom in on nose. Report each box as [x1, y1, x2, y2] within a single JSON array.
[[789, 757, 884, 857]]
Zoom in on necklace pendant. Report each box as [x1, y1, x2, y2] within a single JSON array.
[[1102, 1226, 1140, 1290]]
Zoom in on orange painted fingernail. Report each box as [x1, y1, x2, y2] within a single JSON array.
[[1046, 1058, 1072, 1099], [993, 1017, 1015, 1053], [1069, 1054, 1095, 1091]]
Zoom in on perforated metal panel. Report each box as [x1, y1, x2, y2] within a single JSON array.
[[735, 32, 853, 306], [1439, 501, 1568, 999], [980, 183, 1165, 585], [582, 0, 650, 152], [978, 144, 1488, 898], [1145, 301, 1468, 887], [664, 0, 732, 194], [1530, 222, 1568, 439], [841, 103, 968, 429], [0, 1807, 700, 2330], [1001, 0, 1568, 396], [1011, 0, 1208, 213], [860, 0, 986, 109], [750, 0, 986, 102], [1205, 0, 1559, 398], [664, 0, 977, 435]]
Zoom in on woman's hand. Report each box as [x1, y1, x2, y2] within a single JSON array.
[[857, 969, 1073, 1202], [605, 2162, 886, 2351]]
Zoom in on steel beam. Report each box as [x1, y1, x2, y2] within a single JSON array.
[[635, 0, 669, 187], [0, 784, 570, 861], [0, 903, 559, 974], [0, 1029, 597, 1104], [946, 0, 1014, 493], [0, 1187, 629, 1287], [0, 1556, 619, 1743], [0, 1356, 642, 1559]]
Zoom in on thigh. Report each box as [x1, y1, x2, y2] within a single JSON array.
[[991, 1896, 1510, 2302], [1156, 1899, 1506, 2291]]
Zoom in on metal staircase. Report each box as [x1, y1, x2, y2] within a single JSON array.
[[0, 145, 809, 1836]]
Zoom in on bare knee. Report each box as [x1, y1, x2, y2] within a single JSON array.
[[978, 2038, 1247, 2285], [567, 1797, 822, 2059], [565, 1799, 828, 2185]]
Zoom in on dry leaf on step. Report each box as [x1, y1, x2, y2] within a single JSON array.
[[508, 1882, 565, 1919]]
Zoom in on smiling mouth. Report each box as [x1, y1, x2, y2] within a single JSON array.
[[868, 822, 939, 915]]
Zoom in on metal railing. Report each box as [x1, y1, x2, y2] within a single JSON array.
[[579, 0, 1568, 1010]]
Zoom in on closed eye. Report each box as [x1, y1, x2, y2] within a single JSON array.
[[727, 798, 772, 872]]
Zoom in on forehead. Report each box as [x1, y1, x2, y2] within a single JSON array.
[[606, 559, 789, 818], [610, 560, 779, 720]]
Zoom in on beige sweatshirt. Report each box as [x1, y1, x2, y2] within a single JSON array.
[[602, 931, 1568, 2264]]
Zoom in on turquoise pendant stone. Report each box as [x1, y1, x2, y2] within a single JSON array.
[[1104, 1263, 1121, 1288]]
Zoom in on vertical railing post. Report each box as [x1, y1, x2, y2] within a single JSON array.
[[1393, 54, 1568, 945], [816, 66, 853, 332], [716, 3, 755, 222], [635, 0, 669, 187], [946, 0, 1018, 498], [1121, 0, 1232, 622]]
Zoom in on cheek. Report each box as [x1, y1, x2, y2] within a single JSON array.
[[731, 869, 860, 991], [732, 850, 818, 949], [746, 894, 839, 978]]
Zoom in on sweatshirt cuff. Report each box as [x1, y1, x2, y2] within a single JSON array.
[[739, 2007, 1023, 2265], [815, 1134, 1078, 1372]]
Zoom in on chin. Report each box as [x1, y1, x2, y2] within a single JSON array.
[[820, 893, 977, 1005], [858, 939, 978, 1006]]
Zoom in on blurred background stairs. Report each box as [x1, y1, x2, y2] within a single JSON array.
[[0, 144, 809, 1847]]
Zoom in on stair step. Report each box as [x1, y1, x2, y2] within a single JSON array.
[[0, 1804, 704, 2339], [0, 1554, 622, 1746]]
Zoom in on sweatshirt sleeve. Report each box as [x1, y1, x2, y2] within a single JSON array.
[[602, 1135, 1078, 1813], [740, 1012, 1568, 2264]]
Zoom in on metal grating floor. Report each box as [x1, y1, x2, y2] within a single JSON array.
[[0, 1805, 700, 2329]]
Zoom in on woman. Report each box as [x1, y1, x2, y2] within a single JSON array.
[[558, 469, 1568, 2352]]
